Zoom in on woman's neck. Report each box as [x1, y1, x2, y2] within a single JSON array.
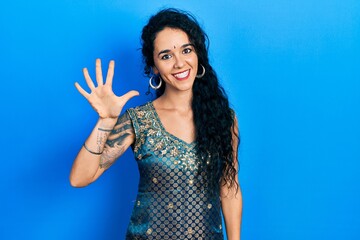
[[155, 89, 192, 111]]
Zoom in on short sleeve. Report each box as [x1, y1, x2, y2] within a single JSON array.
[[126, 108, 141, 156]]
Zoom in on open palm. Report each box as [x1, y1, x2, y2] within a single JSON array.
[[75, 59, 139, 119]]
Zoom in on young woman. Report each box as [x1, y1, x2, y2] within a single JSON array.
[[70, 8, 242, 240]]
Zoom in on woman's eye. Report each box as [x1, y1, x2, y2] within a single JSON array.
[[183, 48, 192, 54], [161, 54, 171, 60]]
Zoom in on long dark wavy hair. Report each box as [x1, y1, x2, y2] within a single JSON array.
[[141, 8, 240, 196]]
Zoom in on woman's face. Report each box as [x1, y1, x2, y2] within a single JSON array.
[[152, 27, 198, 93]]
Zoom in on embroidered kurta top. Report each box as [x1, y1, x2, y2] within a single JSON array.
[[125, 102, 224, 239]]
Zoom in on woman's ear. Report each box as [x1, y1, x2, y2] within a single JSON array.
[[152, 66, 159, 75]]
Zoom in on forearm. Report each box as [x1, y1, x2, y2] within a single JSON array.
[[221, 114, 242, 239], [69, 117, 117, 187], [221, 186, 242, 240]]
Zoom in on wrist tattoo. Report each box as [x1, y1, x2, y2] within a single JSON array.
[[98, 127, 113, 132]]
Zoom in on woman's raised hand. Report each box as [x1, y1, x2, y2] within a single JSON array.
[[75, 59, 139, 119]]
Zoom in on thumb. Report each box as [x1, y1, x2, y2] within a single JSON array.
[[121, 90, 140, 103]]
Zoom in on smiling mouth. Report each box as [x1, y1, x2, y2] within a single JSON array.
[[172, 69, 190, 80]]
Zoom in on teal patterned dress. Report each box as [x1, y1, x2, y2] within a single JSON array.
[[125, 102, 224, 239]]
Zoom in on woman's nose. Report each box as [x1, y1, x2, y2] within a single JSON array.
[[173, 54, 185, 69]]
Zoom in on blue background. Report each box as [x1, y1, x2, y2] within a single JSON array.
[[1, 0, 359, 239]]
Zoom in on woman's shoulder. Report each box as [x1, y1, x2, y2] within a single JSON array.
[[126, 101, 156, 138], [127, 101, 153, 114], [126, 101, 154, 122]]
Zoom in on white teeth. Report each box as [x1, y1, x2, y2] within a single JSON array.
[[174, 70, 189, 78]]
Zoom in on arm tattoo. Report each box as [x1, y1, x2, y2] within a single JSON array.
[[98, 128, 112, 132], [96, 129, 110, 153], [99, 113, 134, 169]]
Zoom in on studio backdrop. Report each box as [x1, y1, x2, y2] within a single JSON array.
[[1, 0, 359, 239]]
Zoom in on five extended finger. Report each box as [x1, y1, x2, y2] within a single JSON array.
[[75, 82, 90, 99], [105, 60, 115, 87], [95, 58, 104, 86], [83, 68, 96, 90]]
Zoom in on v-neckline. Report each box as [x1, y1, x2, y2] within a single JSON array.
[[149, 101, 196, 147]]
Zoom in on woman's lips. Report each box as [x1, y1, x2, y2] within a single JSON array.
[[172, 69, 190, 80]]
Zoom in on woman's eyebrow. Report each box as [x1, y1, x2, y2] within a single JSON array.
[[158, 43, 194, 56], [158, 49, 171, 56], [181, 43, 194, 48]]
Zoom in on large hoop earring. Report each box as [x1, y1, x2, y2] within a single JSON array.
[[149, 75, 162, 90], [196, 64, 206, 78]]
